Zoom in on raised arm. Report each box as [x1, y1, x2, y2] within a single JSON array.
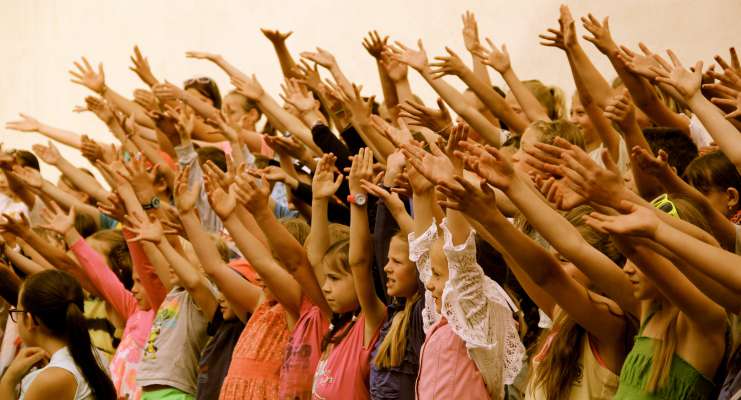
[[652, 51, 741, 172], [173, 173, 262, 320], [433, 45, 529, 134], [306, 154, 343, 273], [127, 212, 217, 318], [460, 142, 640, 317], [390, 40, 503, 147], [261, 29, 299, 79], [5, 114, 83, 149], [348, 148, 386, 338], [32, 142, 110, 203]]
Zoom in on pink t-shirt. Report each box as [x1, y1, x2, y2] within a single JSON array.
[[312, 314, 382, 400], [415, 318, 489, 400], [279, 297, 330, 400]]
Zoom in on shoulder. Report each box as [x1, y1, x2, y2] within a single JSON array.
[[23, 367, 77, 400]]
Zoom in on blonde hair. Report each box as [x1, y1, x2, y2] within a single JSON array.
[[373, 233, 420, 369], [523, 80, 567, 121], [374, 292, 421, 369], [526, 120, 586, 150]]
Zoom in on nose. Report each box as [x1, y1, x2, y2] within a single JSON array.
[[383, 262, 393, 273], [424, 279, 434, 293]]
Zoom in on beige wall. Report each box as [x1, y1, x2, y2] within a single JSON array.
[[2, 0, 740, 181]]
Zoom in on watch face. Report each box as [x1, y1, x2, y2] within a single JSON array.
[[151, 197, 161, 208], [355, 193, 367, 206]]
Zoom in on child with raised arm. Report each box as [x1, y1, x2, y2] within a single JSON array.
[[126, 206, 216, 399], [401, 132, 524, 399], [311, 148, 387, 399], [39, 204, 154, 400]]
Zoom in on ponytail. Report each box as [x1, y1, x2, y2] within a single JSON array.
[[321, 311, 358, 352], [65, 302, 117, 399], [21, 270, 116, 399]]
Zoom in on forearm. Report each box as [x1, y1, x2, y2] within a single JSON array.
[[378, 65, 399, 119], [349, 119, 393, 162], [156, 239, 202, 289], [5, 248, 47, 275], [621, 124, 663, 199], [565, 43, 613, 107], [271, 41, 298, 79], [307, 199, 331, 269], [253, 206, 309, 273], [349, 203, 384, 322], [422, 69, 501, 146], [687, 93, 741, 168], [36, 124, 83, 149], [39, 181, 102, 226], [394, 78, 415, 107], [412, 190, 436, 236], [257, 93, 322, 154], [458, 68, 529, 134], [653, 221, 741, 293], [56, 158, 110, 203], [182, 91, 222, 122], [103, 87, 156, 129], [501, 68, 550, 122]]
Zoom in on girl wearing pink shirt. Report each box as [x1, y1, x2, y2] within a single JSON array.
[[312, 149, 387, 400], [40, 205, 158, 400]]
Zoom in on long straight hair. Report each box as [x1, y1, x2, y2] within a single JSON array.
[[22, 270, 116, 399]]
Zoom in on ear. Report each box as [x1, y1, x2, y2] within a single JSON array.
[[726, 187, 739, 210], [246, 108, 260, 124]]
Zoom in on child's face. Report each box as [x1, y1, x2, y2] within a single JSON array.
[[321, 258, 359, 314], [131, 271, 151, 310], [569, 95, 595, 140], [623, 260, 658, 300], [424, 239, 448, 313], [217, 293, 236, 321], [384, 236, 418, 298]]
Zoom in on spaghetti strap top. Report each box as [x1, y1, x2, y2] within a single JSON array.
[[613, 308, 715, 400]]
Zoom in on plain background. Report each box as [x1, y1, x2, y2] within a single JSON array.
[[1, 0, 740, 181]]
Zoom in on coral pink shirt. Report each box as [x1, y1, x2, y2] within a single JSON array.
[[312, 314, 383, 400], [415, 318, 489, 400], [279, 297, 330, 400], [70, 238, 155, 400]]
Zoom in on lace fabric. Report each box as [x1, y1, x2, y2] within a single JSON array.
[[408, 222, 442, 335]]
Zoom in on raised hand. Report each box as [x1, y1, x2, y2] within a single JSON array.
[[255, 165, 289, 184], [39, 202, 75, 235], [185, 51, 221, 62], [330, 81, 374, 121], [584, 201, 660, 237], [300, 48, 338, 70], [293, 59, 323, 92], [32, 141, 62, 165], [5, 113, 42, 133], [631, 146, 672, 179], [437, 175, 497, 217], [125, 213, 171, 243], [370, 115, 412, 146], [280, 79, 317, 113], [472, 38, 511, 73], [714, 47, 741, 75], [580, 13, 616, 54], [401, 140, 456, 187], [122, 156, 159, 203], [386, 40, 429, 72], [457, 141, 516, 190], [69, 57, 106, 94], [84, 96, 115, 124], [205, 182, 238, 219], [604, 89, 637, 130], [202, 159, 236, 191], [231, 74, 265, 100], [360, 178, 406, 214], [261, 28, 293, 43], [650, 50, 703, 100], [380, 53, 408, 82], [362, 30, 389, 60], [97, 193, 127, 222], [152, 81, 184, 102], [397, 99, 452, 135], [0, 212, 31, 238], [616, 43, 663, 80], [234, 172, 270, 214], [264, 134, 309, 161], [461, 11, 481, 52], [174, 166, 198, 214], [168, 105, 195, 142], [129, 45, 158, 86], [349, 148, 375, 194], [430, 47, 469, 79], [133, 89, 159, 112], [10, 166, 43, 190], [534, 175, 586, 211], [312, 153, 344, 199]]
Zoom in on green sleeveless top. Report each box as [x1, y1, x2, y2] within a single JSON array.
[[613, 309, 715, 400]]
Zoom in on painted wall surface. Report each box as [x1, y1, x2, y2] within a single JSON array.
[[1, 0, 739, 181]]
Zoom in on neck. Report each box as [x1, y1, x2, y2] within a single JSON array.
[[35, 335, 68, 357]]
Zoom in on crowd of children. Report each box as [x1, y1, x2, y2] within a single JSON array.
[[0, 5, 739, 399]]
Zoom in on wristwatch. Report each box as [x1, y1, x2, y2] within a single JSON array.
[[347, 193, 367, 206], [142, 196, 161, 210]]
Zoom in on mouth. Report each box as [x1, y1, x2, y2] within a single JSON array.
[[386, 279, 395, 288]]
